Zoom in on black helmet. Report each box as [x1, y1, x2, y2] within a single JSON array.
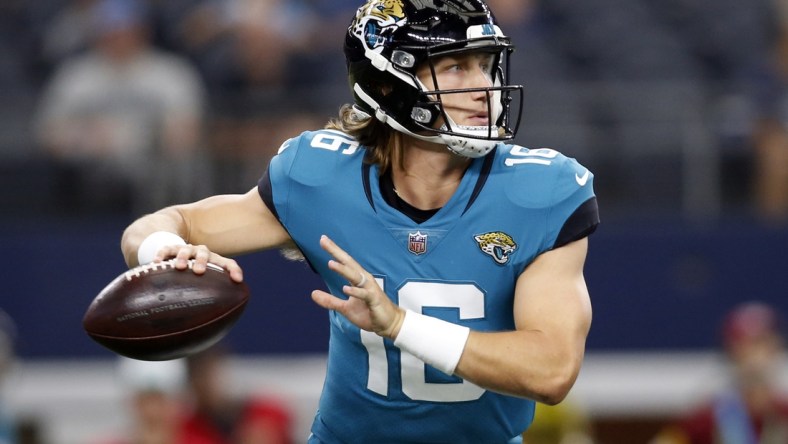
[[345, 0, 523, 157]]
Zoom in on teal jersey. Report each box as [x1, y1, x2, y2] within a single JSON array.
[[259, 129, 599, 443]]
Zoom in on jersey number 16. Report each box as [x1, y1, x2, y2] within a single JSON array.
[[360, 280, 486, 403]]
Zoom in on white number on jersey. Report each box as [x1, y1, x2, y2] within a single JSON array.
[[360, 279, 486, 402], [310, 131, 359, 155], [504, 147, 558, 167]]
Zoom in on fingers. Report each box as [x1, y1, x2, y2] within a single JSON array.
[[316, 235, 404, 336], [321, 235, 369, 288], [311, 289, 344, 311], [320, 235, 361, 269], [328, 260, 373, 296], [354, 272, 367, 287], [154, 244, 244, 282], [172, 244, 207, 270], [222, 260, 244, 283]]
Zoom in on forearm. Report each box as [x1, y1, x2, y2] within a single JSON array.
[[454, 328, 587, 404], [121, 207, 187, 267], [121, 190, 294, 268], [388, 310, 588, 404]]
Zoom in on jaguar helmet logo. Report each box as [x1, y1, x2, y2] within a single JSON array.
[[367, 0, 405, 21], [352, 0, 406, 50], [474, 231, 517, 265]]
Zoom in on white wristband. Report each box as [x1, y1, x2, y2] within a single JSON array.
[[393, 310, 471, 375], [137, 231, 186, 265]]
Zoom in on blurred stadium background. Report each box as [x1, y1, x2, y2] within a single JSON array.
[[1, 0, 788, 442]]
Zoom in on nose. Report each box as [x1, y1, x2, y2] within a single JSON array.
[[472, 64, 493, 85], [468, 66, 493, 100]]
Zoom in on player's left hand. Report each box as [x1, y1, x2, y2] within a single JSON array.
[[311, 235, 405, 339]]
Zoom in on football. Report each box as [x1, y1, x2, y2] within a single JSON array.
[[83, 259, 249, 361]]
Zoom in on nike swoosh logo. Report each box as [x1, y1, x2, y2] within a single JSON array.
[[575, 170, 590, 186]]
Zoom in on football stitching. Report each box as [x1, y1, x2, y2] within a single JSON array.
[[124, 260, 225, 281]]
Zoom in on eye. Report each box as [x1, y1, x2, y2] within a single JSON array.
[[479, 55, 496, 75], [435, 57, 462, 72]]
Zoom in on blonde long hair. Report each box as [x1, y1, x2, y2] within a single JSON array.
[[325, 104, 404, 174]]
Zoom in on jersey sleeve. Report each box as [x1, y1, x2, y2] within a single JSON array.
[[501, 147, 599, 253], [545, 156, 599, 250], [257, 129, 362, 228], [257, 135, 300, 225]]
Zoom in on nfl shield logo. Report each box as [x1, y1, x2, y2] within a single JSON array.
[[408, 231, 428, 255]]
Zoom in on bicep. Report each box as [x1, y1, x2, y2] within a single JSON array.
[[513, 238, 593, 347], [453, 237, 593, 400], [177, 186, 292, 256]]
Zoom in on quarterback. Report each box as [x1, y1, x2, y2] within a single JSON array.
[[121, 0, 600, 442]]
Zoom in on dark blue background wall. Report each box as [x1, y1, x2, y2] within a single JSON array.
[[2, 216, 786, 358]]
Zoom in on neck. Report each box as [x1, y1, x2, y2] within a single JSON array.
[[390, 138, 471, 210]]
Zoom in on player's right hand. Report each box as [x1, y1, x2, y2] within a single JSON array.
[[155, 244, 244, 283]]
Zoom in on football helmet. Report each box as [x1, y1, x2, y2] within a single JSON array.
[[345, 0, 523, 158]]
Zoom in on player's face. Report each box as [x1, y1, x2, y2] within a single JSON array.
[[416, 51, 497, 128], [133, 391, 181, 427]]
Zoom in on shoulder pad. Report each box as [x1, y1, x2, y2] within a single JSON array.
[[497, 145, 595, 210], [269, 129, 362, 187]]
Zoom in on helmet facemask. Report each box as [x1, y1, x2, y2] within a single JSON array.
[[408, 45, 523, 157], [345, 0, 524, 158]]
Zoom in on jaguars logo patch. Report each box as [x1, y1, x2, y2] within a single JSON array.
[[474, 231, 517, 265]]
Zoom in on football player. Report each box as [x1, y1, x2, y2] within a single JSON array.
[[120, 0, 600, 442]]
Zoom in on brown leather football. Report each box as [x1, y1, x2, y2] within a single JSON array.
[[83, 259, 249, 361]]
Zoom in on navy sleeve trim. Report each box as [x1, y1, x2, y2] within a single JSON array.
[[362, 159, 375, 211], [257, 165, 280, 221], [553, 196, 600, 249]]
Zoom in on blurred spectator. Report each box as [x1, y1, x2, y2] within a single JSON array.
[[181, 345, 292, 444], [158, 0, 313, 97], [0, 0, 37, 158], [522, 398, 594, 444], [34, 0, 208, 215], [485, 0, 593, 158], [0, 310, 17, 444], [0, 310, 44, 444], [95, 357, 188, 444], [39, 0, 100, 71], [751, 115, 788, 222], [749, 0, 788, 223], [652, 302, 788, 444], [146, 0, 330, 193]]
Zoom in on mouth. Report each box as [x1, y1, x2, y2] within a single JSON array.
[[466, 113, 490, 126]]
